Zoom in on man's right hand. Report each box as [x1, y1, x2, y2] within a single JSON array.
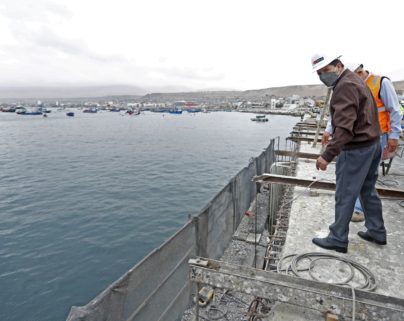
[[387, 138, 399, 153], [321, 131, 331, 145], [316, 156, 329, 171]]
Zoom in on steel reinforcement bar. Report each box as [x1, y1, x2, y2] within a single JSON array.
[[253, 174, 404, 200]]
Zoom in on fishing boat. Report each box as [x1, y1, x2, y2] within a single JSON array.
[[22, 111, 43, 115], [17, 107, 43, 115], [186, 108, 202, 113], [251, 115, 268, 122], [168, 108, 183, 114], [1, 107, 16, 112], [83, 107, 98, 113], [15, 107, 27, 114], [126, 108, 140, 115], [153, 107, 170, 113]]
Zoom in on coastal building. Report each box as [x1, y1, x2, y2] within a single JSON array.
[[303, 97, 315, 107], [283, 103, 298, 110], [127, 103, 142, 108], [270, 98, 284, 109]]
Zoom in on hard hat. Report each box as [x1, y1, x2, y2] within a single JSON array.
[[345, 62, 363, 72], [311, 53, 342, 72]]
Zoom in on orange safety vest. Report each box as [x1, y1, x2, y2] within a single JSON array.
[[366, 74, 391, 133]]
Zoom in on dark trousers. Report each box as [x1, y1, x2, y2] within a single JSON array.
[[328, 142, 386, 246]]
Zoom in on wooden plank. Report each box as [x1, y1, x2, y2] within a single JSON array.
[[295, 123, 325, 128], [290, 131, 324, 136], [295, 122, 319, 126], [275, 150, 320, 160], [294, 126, 321, 130], [287, 136, 322, 142], [252, 174, 404, 199]]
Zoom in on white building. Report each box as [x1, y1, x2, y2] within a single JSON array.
[[303, 98, 315, 107]]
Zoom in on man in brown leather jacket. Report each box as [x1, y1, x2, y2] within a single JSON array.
[[309, 54, 387, 253]]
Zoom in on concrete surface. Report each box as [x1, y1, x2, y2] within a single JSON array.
[[282, 141, 404, 298]]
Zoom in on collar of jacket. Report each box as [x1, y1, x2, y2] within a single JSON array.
[[332, 68, 350, 89]]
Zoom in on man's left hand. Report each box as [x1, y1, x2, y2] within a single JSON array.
[[321, 131, 331, 146], [316, 156, 329, 171], [387, 138, 399, 153]]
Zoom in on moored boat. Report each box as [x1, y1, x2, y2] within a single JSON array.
[[251, 115, 268, 122], [15, 107, 27, 114], [186, 108, 202, 113], [83, 107, 98, 113], [17, 107, 43, 115], [125, 108, 140, 115], [168, 108, 183, 114], [1, 107, 16, 112]]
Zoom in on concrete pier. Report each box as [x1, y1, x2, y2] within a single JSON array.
[[184, 134, 404, 320]]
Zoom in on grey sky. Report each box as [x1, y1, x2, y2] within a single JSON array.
[[1, 0, 403, 93]]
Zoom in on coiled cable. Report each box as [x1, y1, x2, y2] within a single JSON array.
[[277, 252, 377, 321], [278, 252, 377, 291]]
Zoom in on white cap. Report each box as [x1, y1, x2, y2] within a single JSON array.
[[311, 53, 342, 72], [345, 62, 363, 72]]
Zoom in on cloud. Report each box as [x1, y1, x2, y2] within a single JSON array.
[[0, 0, 71, 23], [1, 0, 404, 92], [148, 65, 225, 82], [1, 1, 126, 64], [0, 0, 229, 89], [32, 27, 127, 63]]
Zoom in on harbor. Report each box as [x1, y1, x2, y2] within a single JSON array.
[[0, 110, 297, 321]]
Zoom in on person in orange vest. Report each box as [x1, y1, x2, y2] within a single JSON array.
[[323, 63, 403, 222]]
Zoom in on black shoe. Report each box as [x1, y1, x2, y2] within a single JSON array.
[[358, 231, 387, 245], [312, 237, 347, 253]]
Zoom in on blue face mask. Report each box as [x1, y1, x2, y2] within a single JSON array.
[[319, 71, 339, 87]]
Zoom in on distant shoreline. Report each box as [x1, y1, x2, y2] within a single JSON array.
[[1, 80, 403, 101]]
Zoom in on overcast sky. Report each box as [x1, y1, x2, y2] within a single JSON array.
[[1, 0, 403, 92]]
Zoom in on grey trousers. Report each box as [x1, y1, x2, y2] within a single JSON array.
[[328, 141, 386, 246]]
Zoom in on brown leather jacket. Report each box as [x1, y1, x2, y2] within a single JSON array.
[[322, 69, 381, 162]]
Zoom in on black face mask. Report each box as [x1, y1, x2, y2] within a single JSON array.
[[319, 71, 339, 87]]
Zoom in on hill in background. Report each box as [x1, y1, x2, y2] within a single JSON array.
[[141, 81, 404, 103], [1, 81, 403, 102]]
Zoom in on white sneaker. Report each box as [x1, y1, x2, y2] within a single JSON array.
[[351, 211, 365, 222]]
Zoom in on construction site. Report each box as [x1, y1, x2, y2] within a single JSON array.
[[184, 117, 404, 321]]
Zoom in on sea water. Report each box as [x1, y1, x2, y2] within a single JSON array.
[[0, 110, 296, 321]]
